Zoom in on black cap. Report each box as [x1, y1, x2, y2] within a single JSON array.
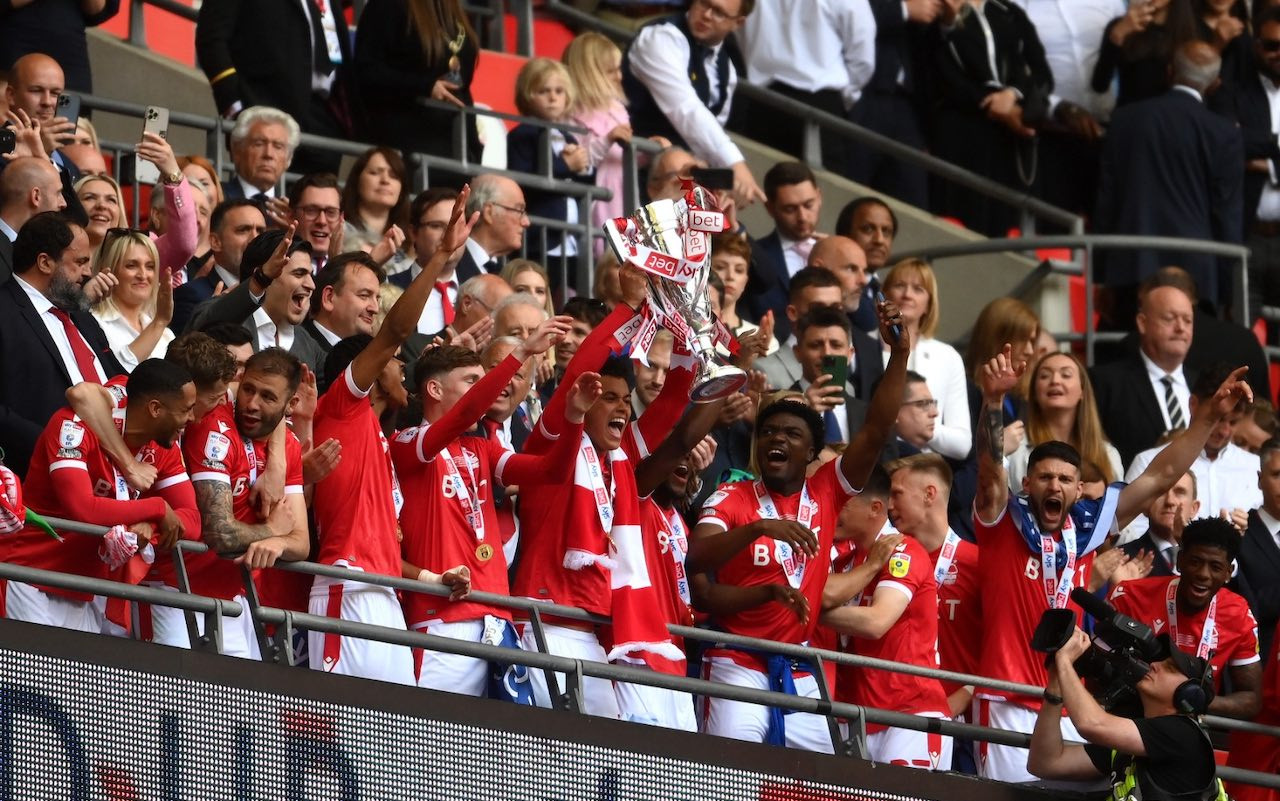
[[1157, 633, 1213, 685]]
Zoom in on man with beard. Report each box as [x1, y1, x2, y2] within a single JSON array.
[[0, 358, 194, 631], [972, 343, 1252, 781], [183, 347, 308, 658], [0, 212, 123, 477]]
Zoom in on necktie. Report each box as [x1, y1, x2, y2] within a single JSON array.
[[1165, 545, 1180, 570], [436, 281, 455, 326], [823, 408, 843, 444], [49, 309, 102, 384], [1161, 375, 1186, 430], [482, 259, 499, 273]]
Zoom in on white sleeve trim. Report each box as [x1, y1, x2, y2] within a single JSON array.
[[152, 473, 190, 491], [48, 460, 89, 473], [537, 419, 561, 442], [284, 485, 304, 495], [877, 580, 915, 602], [190, 472, 231, 484], [1228, 654, 1262, 667], [697, 517, 729, 532], [344, 363, 372, 399], [494, 450, 515, 484]]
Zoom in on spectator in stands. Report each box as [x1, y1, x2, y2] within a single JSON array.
[[0, 156, 66, 283], [880, 258, 971, 460], [73, 174, 125, 256], [0, 0, 116, 94], [1096, 41, 1243, 318], [1237, 438, 1280, 660], [593, 252, 624, 308], [644, 145, 698, 204], [972, 343, 1250, 780], [541, 295, 609, 401], [1110, 518, 1263, 719], [452, 274, 512, 340], [60, 144, 106, 178], [633, 330, 673, 418], [1123, 363, 1262, 539], [173, 199, 266, 333], [1093, 282, 1197, 466], [0, 212, 124, 476], [460, 175, 530, 277], [847, 0, 939, 207], [808, 236, 871, 333], [892, 370, 938, 454], [189, 228, 326, 374], [507, 59, 593, 272], [4, 54, 84, 224], [501, 259, 553, 317], [288, 173, 342, 270], [222, 107, 299, 206], [927, 0, 1053, 236], [794, 305, 872, 443], [304, 253, 385, 355], [394, 188, 462, 338], [164, 182, 213, 282], [492, 293, 548, 342], [836, 196, 897, 334], [623, 0, 766, 204], [1211, 7, 1280, 318], [340, 146, 411, 276], [1195, 0, 1251, 77], [124, 132, 200, 279], [964, 296, 1040, 454], [711, 231, 775, 351], [1235, 399, 1278, 453], [1008, 351, 1123, 491], [1093, 0, 1199, 105], [200, 320, 254, 381], [738, 0, 875, 175], [195, 0, 349, 174], [178, 155, 223, 206], [745, 162, 822, 340], [1120, 470, 1198, 577], [354, 0, 480, 173], [91, 229, 175, 370]]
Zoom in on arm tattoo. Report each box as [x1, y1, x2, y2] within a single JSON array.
[[192, 480, 278, 554], [978, 403, 1004, 465]]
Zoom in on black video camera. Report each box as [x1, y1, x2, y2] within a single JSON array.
[[1031, 588, 1165, 712]]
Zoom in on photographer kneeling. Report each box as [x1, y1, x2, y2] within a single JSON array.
[[1028, 628, 1226, 800]]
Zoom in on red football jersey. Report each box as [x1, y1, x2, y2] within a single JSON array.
[[1109, 576, 1260, 687], [311, 365, 403, 584], [697, 457, 855, 671], [929, 534, 982, 694], [1226, 631, 1280, 801], [975, 506, 1097, 708], [640, 497, 695, 646], [184, 402, 304, 601], [835, 535, 951, 723]]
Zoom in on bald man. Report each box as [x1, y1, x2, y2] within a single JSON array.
[[646, 146, 698, 203], [2, 54, 87, 227], [460, 175, 530, 279], [808, 236, 871, 316], [0, 157, 67, 283]]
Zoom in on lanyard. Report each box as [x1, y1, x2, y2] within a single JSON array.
[[1040, 518, 1077, 610], [665, 507, 691, 607], [581, 436, 615, 533], [442, 442, 484, 541], [379, 430, 404, 517], [934, 529, 961, 587], [105, 407, 140, 502], [754, 479, 816, 590], [1167, 578, 1218, 660]]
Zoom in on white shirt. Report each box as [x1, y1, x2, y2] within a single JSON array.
[[310, 319, 342, 346], [1139, 348, 1190, 431], [411, 262, 458, 336], [253, 306, 294, 351], [14, 275, 106, 383], [1258, 507, 1280, 552], [1172, 85, 1204, 103], [739, 0, 876, 107], [214, 264, 240, 289], [1121, 441, 1263, 541], [464, 238, 495, 273], [296, 0, 341, 93], [236, 176, 274, 200], [627, 19, 746, 168], [94, 307, 174, 372], [0, 216, 17, 243], [1011, 0, 1123, 119], [1256, 75, 1280, 223]]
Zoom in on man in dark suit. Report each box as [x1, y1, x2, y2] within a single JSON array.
[[392, 188, 467, 339], [3, 55, 87, 226], [173, 199, 266, 332], [745, 161, 822, 342], [195, 0, 349, 174], [217, 108, 299, 214], [457, 175, 529, 280], [1093, 281, 1198, 467], [0, 212, 124, 477], [303, 252, 385, 354], [1235, 439, 1280, 660], [0, 157, 68, 285], [788, 305, 869, 442], [1094, 40, 1244, 322], [1120, 471, 1199, 578]]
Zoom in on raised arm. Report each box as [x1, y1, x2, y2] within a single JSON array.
[[842, 300, 911, 491], [1116, 367, 1252, 528], [974, 344, 1025, 526], [496, 372, 600, 486], [65, 382, 157, 492]]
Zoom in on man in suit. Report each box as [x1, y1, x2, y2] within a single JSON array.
[[219, 107, 299, 219], [173, 199, 267, 332], [393, 188, 464, 337], [1210, 8, 1280, 319], [1120, 471, 1199, 578], [3, 54, 87, 226], [0, 212, 124, 477], [0, 157, 67, 285], [287, 172, 341, 268], [304, 253, 384, 353], [195, 0, 348, 174], [1094, 40, 1244, 321], [808, 234, 872, 333], [454, 175, 529, 282], [836, 196, 898, 334], [791, 305, 868, 442], [746, 161, 823, 341], [1093, 282, 1198, 467], [1236, 438, 1280, 660], [189, 229, 326, 373], [893, 370, 937, 455]]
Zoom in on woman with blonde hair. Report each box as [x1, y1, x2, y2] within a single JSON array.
[[881, 258, 971, 459], [1006, 350, 1123, 490], [91, 230, 175, 371], [74, 173, 128, 252], [501, 259, 554, 316]]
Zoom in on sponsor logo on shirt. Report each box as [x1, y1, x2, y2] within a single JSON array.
[[889, 552, 912, 579], [60, 421, 85, 450], [204, 432, 231, 463]]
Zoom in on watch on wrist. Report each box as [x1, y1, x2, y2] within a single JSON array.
[[251, 267, 274, 288], [161, 170, 182, 186]]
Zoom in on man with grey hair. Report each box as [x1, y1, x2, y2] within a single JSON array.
[[491, 292, 549, 342], [453, 274, 514, 339], [224, 106, 301, 204], [1094, 40, 1243, 318], [459, 175, 530, 278]]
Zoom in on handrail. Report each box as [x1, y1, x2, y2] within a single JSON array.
[[0, 561, 240, 617]]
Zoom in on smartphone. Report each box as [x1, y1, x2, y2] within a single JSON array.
[[821, 354, 849, 390], [135, 105, 170, 185], [691, 166, 735, 191], [0, 127, 14, 157], [56, 93, 81, 129], [876, 290, 903, 343]]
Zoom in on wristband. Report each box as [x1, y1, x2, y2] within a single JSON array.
[[251, 267, 274, 289], [1043, 692, 1064, 706]]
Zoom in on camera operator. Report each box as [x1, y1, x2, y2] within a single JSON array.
[[1028, 627, 1227, 801]]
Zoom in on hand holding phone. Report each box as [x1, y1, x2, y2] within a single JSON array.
[[135, 106, 170, 185], [821, 354, 849, 391], [877, 291, 903, 344]]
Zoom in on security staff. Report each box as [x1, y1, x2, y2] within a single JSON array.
[[1028, 628, 1226, 800]]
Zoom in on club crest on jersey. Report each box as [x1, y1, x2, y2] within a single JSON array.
[[704, 490, 729, 508], [204, 431, 231, 463], [106, 384, 128, 405], [59, 421, 85, 450], [889, 552, 912, 578], [395, 427, 418, 443]]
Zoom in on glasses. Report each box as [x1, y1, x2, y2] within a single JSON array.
[[103, 227, 148, 245], [1261, 39, 1280, 52], [692, 0, 741, 23], [491, 202, 529, 219], [297, 205, 341, 222], [903, 398, 938, 411]]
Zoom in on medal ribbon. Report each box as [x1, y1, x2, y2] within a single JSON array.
[[581, 435, 615, 534], [754, 479, 816, 590], [1167, 578, 1218, 660]]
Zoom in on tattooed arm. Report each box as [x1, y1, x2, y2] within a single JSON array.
[[192, 479, 301, 558], [975, 344, 1025, 526]]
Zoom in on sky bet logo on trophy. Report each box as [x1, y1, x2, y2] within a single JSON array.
[[603, 181, 747, 402]]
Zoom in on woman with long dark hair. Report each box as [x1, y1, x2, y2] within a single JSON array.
[[1092, 0, 1200, 105]]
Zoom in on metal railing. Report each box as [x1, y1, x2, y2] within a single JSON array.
[[11, 515, 1280, 789], [890, 234, 1252, 366]]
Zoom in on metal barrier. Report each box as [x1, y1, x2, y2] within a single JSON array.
[[889, 234, 1252, 367]]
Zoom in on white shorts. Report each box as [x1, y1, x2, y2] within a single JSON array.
[[613, 663, 696, 732], [699, 658, 835, 753], [864, 714, 953, 771], [308, 582, 414, 686], [412, 618, 490, 696], [518, 623, 620, 719], [3, 582, 101, 633], [974, 697, 1083, 783]]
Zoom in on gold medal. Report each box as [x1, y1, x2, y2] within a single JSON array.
[[476, 543, 494, 561]]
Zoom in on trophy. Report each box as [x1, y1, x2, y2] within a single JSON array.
[[604, 183, 747, 403]]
